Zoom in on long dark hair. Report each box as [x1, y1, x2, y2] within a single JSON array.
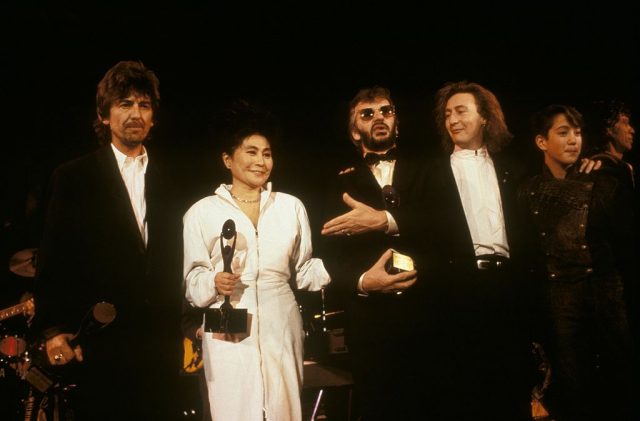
[[583, 100, 630, 153], [434, 81, 512, 153]]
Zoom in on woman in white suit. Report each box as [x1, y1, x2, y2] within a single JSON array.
[[183, 105, 329, 421]]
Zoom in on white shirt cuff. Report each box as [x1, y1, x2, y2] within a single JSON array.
[[384, 211, 399, 236], [357, 272, 369, 297]]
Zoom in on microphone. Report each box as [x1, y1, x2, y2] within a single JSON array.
[[24, 302, 117, 393], [382, 185, 399, 209], [69, 302, 117, 347]]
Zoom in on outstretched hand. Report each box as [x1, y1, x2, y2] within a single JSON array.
[[361, 249, 417, 294], [321, 193, 388, 236]]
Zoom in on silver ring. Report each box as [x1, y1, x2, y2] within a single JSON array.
[[54, 353, 63, 361]]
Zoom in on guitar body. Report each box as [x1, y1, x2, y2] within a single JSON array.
[[0, 298, 35, 323], [0, 298, 34, 359], [182, 337, 203, 374]]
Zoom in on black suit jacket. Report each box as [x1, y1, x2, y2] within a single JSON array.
[[34, 145, 181, 416], [319, 150, 422, 419], [407, 152, 527, 270], [321, 151, 420, 305], [403, 151, 537, 419]]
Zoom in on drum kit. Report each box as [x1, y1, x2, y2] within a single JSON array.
[[2, 249, 37, 363], [1, 248, 67, 420], [3, 246, 124, 420]]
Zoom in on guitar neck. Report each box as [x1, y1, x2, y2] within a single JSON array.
[[0, 302, 29, 322]]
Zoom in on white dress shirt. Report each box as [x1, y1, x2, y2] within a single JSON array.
[[367, 159, 399, 234], [358, 158, 399, 295], [450, 147, 509, 257], [111, 144, 148, 245]]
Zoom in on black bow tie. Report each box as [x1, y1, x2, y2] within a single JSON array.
[[364, 148, 398, 166]]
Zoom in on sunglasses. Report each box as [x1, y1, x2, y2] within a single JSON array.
[[357, 105, 395, 121]]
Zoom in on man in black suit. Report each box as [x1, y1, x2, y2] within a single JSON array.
[[320, 86, 418, 421], [34, 61, 181, 420], [406, 81, 537, 420]]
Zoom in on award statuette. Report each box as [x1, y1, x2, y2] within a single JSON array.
[[384, 249, 414, 275], [204, 219, 248, 334]]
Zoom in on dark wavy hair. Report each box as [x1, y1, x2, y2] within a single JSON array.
[[94, 61, 160, 144], [434, 81, 512, 153], [583, 100, 630, 153]]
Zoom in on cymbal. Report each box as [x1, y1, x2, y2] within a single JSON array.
[[8, 248, 37, 278]]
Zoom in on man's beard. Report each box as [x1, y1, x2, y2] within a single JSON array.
[[122, 132, 147, 144], [359, 122, 397, 152], [121, 123, 149, 145]]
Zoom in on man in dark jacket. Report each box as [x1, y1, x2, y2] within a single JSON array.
[[34, 61, 181, 420], [320, 86, 418, 420], [519, 104, 635, 421], [404, 81, 536, 420]]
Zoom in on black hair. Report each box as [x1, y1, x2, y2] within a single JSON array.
[[216, 99, 280, 156], [531, 104, 583, 139]]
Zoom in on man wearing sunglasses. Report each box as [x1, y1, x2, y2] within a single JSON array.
[[320, 86, 420, 420]]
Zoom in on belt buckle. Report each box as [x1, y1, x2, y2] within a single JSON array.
[[476, 259, 491, 270]]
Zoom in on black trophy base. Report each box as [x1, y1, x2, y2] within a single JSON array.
[[204, 308, 248, 334]]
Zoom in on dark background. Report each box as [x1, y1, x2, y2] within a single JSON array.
[[0, 2, 638, 418], [2, 3, 638, 222], [1, 3, 638, 282]]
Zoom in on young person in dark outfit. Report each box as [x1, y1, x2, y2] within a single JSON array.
[[519, 104, 635, 421]]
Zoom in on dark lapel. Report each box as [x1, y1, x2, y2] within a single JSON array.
[[438, 151, 516, 256], [347, 159, 386, 208], [392, 152, 417, 198], [144, 157, 164, 250], [440, 154, 476, 256], [350, 150, 417, 209], [491, 153, 517, 240], [95, 146, 146, 252]]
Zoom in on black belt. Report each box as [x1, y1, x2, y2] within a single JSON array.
[[474, 254, 509, 270], [445, 254, 511, 272]]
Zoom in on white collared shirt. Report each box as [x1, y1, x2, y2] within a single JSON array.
[[111, 144, 148, 245], [370, 160, 395, 189], [366, 159, 399, 235], [450, 146, 509, 257], [358, 158, 399, 295]]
